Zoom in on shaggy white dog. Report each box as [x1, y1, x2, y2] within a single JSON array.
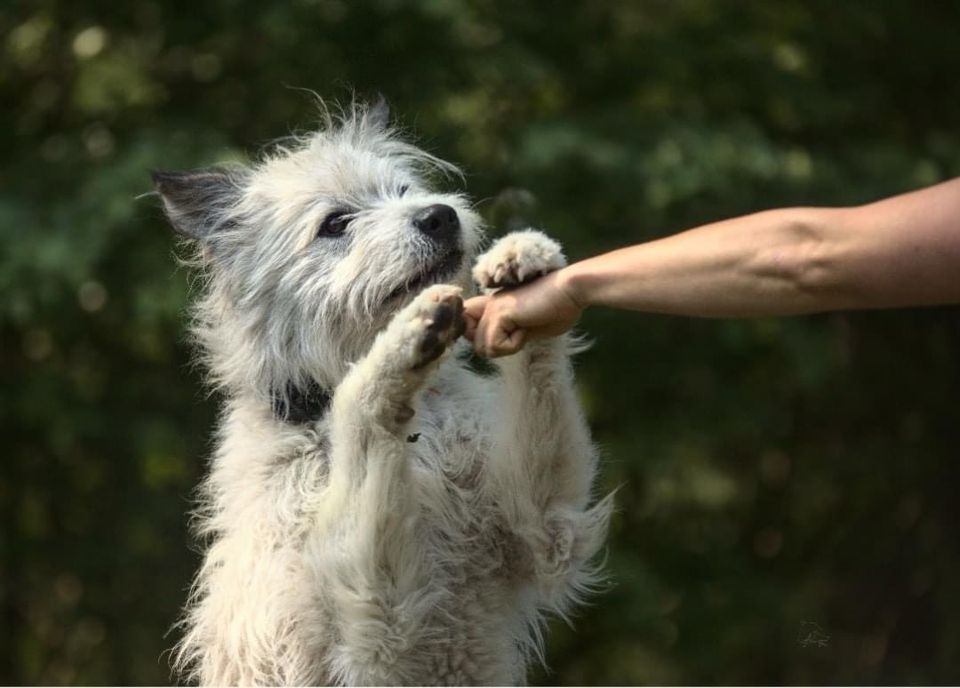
[[153, 101, 611, 686]]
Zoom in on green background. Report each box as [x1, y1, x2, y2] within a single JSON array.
[[3, 0, 960, 684]]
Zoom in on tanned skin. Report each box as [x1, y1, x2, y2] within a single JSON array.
[[465, 178, 960, 357]]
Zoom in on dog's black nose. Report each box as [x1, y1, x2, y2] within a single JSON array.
[[413, 204, 460, 239]]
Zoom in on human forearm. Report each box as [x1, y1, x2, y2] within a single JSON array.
[[557, 207, 845, 317], [560, 177, 960, 318]]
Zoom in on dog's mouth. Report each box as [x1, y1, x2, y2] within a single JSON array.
[[387, 248, 464, 302]]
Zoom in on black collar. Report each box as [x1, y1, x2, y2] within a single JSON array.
[[271, 380, 332, 423]]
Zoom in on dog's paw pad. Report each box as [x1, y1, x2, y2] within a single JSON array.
[[407, 287, 465, 370], [428, 302, 455, 332], [473, 230, 566, 291]]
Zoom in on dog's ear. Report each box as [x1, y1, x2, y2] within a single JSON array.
[[368, 95, 390, 131], [152, 168, 241, 240]]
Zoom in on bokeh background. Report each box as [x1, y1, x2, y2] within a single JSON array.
[[3, 0, 960, 684]]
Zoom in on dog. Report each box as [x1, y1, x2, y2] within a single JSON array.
[[153, 101, 611, 685]]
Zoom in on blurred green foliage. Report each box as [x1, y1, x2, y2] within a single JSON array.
[[3, 0, 960, 684]]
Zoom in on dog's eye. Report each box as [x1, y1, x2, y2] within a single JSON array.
[[318, 211, 351, 238]]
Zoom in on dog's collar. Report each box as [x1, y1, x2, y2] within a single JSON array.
[[271, 380, 332, 423]]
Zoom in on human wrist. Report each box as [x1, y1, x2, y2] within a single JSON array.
[[556, 261, 593, 311]]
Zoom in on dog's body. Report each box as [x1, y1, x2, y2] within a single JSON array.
[[155, 103, 610, 685]]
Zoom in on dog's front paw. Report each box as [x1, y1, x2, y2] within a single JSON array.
[[339, 286, 464, 430], [472, 229, 566, 291], [395, 284, 466, 370]]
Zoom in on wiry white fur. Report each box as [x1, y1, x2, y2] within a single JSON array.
[[159, 102, 612, 686]]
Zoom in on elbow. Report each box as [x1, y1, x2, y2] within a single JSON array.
[[760, 208, 849, 311]]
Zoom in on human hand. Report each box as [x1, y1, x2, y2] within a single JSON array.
[[463, 269, 583, 357]]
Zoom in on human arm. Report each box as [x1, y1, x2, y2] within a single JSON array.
[[464, 178, 960, 356]]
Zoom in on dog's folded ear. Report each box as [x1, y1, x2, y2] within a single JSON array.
[[152, 168, 242, 240]]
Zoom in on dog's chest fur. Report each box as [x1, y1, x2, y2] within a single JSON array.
[[222, 362, 529, 683]]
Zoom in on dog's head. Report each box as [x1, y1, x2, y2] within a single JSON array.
[[153, 101, 483, 398]]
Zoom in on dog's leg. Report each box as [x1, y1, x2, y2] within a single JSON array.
[[473, 231, 612, 610], [311, 284, 465, 685]]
